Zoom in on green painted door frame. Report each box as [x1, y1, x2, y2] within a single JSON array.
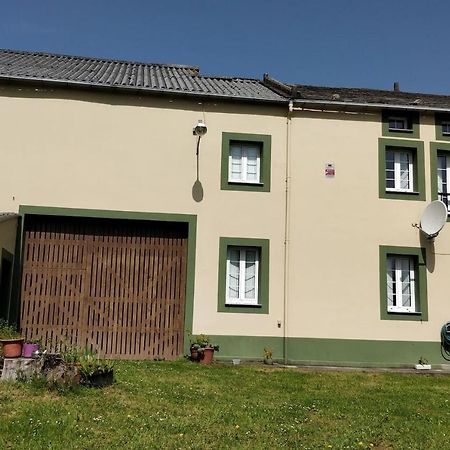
[[16, 205, 197, 356]]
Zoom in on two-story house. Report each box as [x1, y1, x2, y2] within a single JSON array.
[[0, 49, 449, 367]]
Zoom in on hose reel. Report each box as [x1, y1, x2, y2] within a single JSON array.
[[441, 321, 450, 361]]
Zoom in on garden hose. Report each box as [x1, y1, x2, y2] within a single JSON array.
[[441, 321, 450, 361]]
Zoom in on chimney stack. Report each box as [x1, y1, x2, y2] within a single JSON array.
[[393, 82, 400, 92]]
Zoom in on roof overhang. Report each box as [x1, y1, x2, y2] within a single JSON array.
[[291, 98, 450, 114], [0, 75, 287, 106]]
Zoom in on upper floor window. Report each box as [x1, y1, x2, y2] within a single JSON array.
[[229, 142, 261, 184], [437, 152, 450, 213], [382, 111, 419, 138], [431, 142, 450, 216], [378, 138, 425, 201], [442, 122, 450, 136], [388, 116, 411, 132], [385, 148, 414, 192], [435, 114, 450, 141], [221, 132, 271, 192]]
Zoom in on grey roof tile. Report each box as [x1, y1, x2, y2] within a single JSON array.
[[0, 49, 285, 103], [263, 74, 450, 111]]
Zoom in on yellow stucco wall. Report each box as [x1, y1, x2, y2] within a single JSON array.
[[288, 109, 450, 342], [1, 83, 449, 345], [0, 85, 287, 337]]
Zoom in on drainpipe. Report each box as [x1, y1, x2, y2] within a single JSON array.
[[283, 101, 293, 364]]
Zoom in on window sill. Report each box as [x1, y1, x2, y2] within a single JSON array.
[[228, 181, 264, 186], [225, 303, 262, 308], [387, 310, 422, 315], [388, 128, 414, 133], [385, 190, 420, 195]]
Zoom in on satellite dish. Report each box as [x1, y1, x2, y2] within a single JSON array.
[[420, 200, 447, 238]]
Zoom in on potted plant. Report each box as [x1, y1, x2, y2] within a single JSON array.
[[22, 338, 41, 358], [0, 319, 24, 358], [415, 356, 431, 370], [79, 352, 114, 387], [263, 347, 273, 365], [189, 342, 201, 362], [190, 334, 219, 365]]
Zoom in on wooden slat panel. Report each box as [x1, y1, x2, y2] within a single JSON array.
[[20, 215, 188, 359]]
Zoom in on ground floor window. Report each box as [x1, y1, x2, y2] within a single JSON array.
[[226, 246, 259, 305], [379, 246, 428, 321], [386, 255, 416, 313], [218, 237, 269, 314]]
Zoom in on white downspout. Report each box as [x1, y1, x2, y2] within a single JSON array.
[[283, 100, 293, 364]]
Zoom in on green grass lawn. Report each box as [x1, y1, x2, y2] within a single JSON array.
[[0, 361, 449, 449]]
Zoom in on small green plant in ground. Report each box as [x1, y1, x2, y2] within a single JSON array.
[[78, 352, 114, 378], [263, 346, 273, 359]]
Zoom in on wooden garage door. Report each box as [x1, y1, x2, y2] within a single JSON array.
[[20, 215, 188, 360]]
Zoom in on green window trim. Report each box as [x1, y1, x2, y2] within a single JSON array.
[[378, 138, 425, 201], [430, 142, 450, 222], [221, 132, 271, 192], [382, 110, 420, 139], [434, 113, 450, 141], [218, 237, 269, 314], [379, 245, 428, 321]]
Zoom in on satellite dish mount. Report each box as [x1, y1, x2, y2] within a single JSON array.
[[414, 200, 447, 240]]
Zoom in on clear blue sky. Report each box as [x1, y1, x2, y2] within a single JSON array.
[[1, 0, 449, 94]]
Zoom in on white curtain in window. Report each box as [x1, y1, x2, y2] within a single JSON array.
[[399, 152, 411, 190], [387, 257, 395, 308], [244, 250, 256, 299], [228, 248, 240, 299], [246, 145, 259, 182], [399, 258, 412, 307], [230, 145, 242, 181]]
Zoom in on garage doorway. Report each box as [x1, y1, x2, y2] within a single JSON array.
[[20, 214, 188, 360]]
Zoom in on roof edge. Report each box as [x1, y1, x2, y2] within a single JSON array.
[[291, 98, 450, 113], [0, 75, 287, 105]]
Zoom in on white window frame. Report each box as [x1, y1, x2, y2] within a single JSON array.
[[225, 247, 259, 306], [442, 121, 450, 136], [437, 153, 450, 213], [388, 116, 410, 131], [387, 255, 416, 313], [385, 149, 414, 192], [228, 142, 261, 184]]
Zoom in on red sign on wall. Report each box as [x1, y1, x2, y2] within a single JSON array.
[[325, 163, 335, 177]]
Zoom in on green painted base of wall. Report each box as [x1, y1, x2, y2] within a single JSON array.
[[210, 335, 448, 367]]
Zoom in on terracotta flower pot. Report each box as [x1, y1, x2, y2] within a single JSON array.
[[190, 349, 200, 362], [200, 347, 215, 365], [1, 338, 24, 358]]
